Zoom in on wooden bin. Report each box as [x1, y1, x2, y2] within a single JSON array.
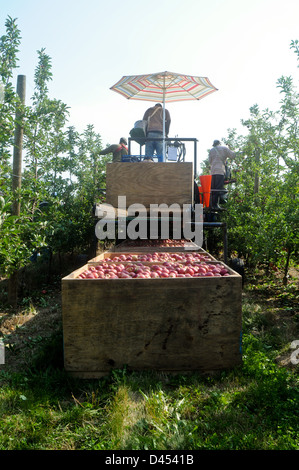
[[105, 162, 194, 208], [62, 254, 242, 378]]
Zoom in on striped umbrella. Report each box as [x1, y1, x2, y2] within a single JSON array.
[[110, 71, 218, 159]]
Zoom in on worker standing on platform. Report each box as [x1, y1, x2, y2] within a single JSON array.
[[94, 137, 128, 163], [208, 140, 235, 209], [143, 103, 171, 159]]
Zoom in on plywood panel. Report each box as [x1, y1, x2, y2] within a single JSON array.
[[106, 162, 193, 208]]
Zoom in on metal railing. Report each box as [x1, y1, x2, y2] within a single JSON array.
[[128, 137, 198, 177]]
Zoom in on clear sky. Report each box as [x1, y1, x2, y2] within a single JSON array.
[[1, 0, 298, 168]]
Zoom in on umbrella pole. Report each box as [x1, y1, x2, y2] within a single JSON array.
[[162, 86, 166, 162], [163, 105, 166, 162]]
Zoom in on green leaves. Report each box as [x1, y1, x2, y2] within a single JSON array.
[[32, 48, 53, 104], [224, 41, 299, 272], [0, 191, 49, 277], [0, 16, 21, 83]]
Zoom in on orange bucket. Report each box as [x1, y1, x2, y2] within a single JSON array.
[[197, 186, 203, 204], [199, 175, 212, 208]]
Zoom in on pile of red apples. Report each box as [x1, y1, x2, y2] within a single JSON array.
[[77, 252, 230, 279], [116, 239, 191, 248]]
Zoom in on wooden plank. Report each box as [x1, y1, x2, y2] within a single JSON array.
[[106, 162, 194, 208]]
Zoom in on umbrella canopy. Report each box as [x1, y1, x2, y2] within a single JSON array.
[[110, 71, 218, 159]]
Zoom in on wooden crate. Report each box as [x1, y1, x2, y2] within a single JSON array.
[[62, 256, 242, 378], [105, 162, 194, 208]]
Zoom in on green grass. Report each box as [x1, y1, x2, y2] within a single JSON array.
[[0, 272, 298, 450]]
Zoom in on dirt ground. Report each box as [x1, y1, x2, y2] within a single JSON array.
[[0, 255, 75, 374], [0, 288, 63, 374]]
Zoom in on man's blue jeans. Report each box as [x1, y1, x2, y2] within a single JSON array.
[[145, 131, 163, 159]]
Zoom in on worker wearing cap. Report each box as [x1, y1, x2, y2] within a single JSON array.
[[95, 137, 128, 163], [209, 140, 235, 209]]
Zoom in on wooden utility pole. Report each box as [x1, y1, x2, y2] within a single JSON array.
[[12, 74, 26, 215], [8, 75, 26, 306], [254, 148, 260, 205]]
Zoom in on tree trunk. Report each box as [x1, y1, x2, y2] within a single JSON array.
[[283, 247, 291, 285], [9, 75, 26, 307]]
